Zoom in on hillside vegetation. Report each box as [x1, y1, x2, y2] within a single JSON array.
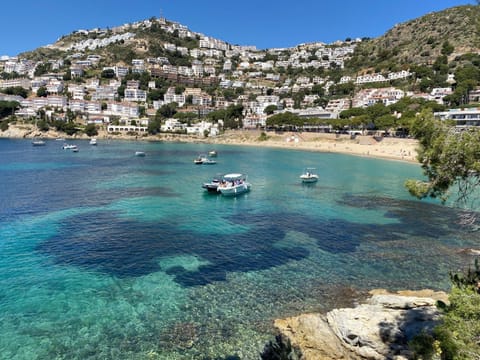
[[347, 5, 480, 72]]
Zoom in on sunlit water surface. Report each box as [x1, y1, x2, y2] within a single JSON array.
[[0, 138, 477, 359]]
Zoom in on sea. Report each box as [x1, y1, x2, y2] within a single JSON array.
[[0, 138, 477, 360]]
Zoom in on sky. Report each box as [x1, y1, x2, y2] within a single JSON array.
[[0, 0, 475, 57]]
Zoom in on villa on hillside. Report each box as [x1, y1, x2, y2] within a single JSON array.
[[434, 108, 480, 129]]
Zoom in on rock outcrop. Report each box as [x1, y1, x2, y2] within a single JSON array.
[[275, 290, 447, 360]]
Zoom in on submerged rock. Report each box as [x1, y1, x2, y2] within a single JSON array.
[[275, 290, 447, 360]]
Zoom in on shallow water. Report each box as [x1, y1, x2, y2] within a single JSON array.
[[0, 138, 477, 359]]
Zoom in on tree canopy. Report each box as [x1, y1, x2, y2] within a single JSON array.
[[2, 86, 29, 98], [0, 100, 19, 119], [405, 109, 480, 207], [266, 112, 303, 127]]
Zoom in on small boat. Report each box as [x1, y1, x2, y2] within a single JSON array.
[[32, 139, 46, 146], [62, 144, 77, 150], [217, 173, 251, 196], [135, 151, 146, 157], [55, 137, 66, 141], [202, 173, 225, 193], [300, 168, 319, 183], [194, 154, 205, 164], [208, 150, 218, 157], [194, 154, 216, 165], [89, 138, 97, 145], [72, 147, 79, 153]]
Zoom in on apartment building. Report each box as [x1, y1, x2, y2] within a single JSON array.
[[124, 88, 147, 102], [434, 108, 480, 129], [0, 78, 31, 89]]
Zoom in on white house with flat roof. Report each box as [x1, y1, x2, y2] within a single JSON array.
[[161, 118, 186, 132], [434, 108, 480, 129]]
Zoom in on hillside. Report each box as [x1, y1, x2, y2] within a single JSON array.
[[18, 5, 480, 74], [347, 5, 480, 72], [19, 18, 200, 66], [3, 4, 479, 127]]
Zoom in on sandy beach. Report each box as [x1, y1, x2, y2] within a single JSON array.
[[210, 130, 419, 163], [1, 124, 419, 163]]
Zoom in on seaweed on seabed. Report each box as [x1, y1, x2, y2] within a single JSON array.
[[260, 334, 302, 360]]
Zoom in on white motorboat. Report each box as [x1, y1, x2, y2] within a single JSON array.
[[202, 173, 225, 193], [194, 154, 216, 165], [89, 138, 97, 145], [62, 144, 78, 150], [217, 173, 251, 196], [135, 151, 146, 157], [208, 150, 218, 157], [300, 168, 319, 183], [32, 139, 46, 146]]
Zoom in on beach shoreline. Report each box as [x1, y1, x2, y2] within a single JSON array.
[[1, 124, 420, 163], [210, 130, 419, 163]]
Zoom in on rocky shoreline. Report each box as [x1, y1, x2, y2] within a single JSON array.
[[275, 289, 448, 360]]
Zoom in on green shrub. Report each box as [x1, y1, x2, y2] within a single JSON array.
[[258, 132, 269, 141], [409, 331, 438, 359], [84, 123, 98, 137], [0, 120, 8, 131]]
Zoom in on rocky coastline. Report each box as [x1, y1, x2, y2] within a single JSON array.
[[275, 289, 448, 360]]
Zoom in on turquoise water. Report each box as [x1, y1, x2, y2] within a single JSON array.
[[0, 138, 477, 359]]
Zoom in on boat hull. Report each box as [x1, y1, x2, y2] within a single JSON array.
[[218, 183, 251, 196], [202, 183, 220, 193], [300, 176, 318, 183]]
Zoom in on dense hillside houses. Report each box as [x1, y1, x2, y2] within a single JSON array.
[[0, 11, 479, 134]]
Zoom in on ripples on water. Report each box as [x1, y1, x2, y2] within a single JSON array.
[[0, 138, 477, 359]]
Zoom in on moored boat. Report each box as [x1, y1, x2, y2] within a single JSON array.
[[32, 139, 46, 146], [202, 158, 217, 165], [89, 138, 97, 145], [208, 150, 217, 157], [62, 144, 77, 150], [135, 151, 146, 157], [202, 173, 225, 193], [194, 154, 216, 164], [217, 173, 251, 196], [300, 167, 319, 183]]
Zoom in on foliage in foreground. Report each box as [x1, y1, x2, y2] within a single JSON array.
[[410, 260, 480, 359], [405, 109, 480, 206]]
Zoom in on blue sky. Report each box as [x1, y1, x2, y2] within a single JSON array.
[[0, 0, 475, 56]]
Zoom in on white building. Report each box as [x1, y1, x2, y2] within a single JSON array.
[[107, 124, 148, 133], [186, 121, 218, 136], [124, 88, 147, 102], [434, 108, 480, 130], [430, 87, 453, 104], [161, 118, 186, 132], [106, 102, 139, 118]]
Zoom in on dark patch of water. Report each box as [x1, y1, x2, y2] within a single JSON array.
[[36, 211, 310, 285]]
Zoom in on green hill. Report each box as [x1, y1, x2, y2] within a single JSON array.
[[347, 5, 480, 72]]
